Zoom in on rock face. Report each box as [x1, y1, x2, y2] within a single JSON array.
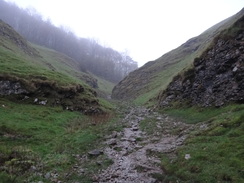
[[0, 76, 102, 115], [0, 80, 28, 95], [158, 18, 244, 107]]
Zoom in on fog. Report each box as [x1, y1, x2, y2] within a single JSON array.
[[0, 0, 138, 82], [7, 0, 244, 66]]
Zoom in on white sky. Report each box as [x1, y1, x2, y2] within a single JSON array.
[[6, 0, 244, 66]]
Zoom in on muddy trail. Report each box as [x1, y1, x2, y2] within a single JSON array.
[[92, 106, 198, 183]]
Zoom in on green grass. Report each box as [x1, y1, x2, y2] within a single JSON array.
[[159, 104, 244, 182], [31, 44, 91, 86], [0, 19, 116, 117], [32, 44, 116, 96], [0, 24, 118, 182], [99, 98, 116, 112], [0, 44, 81, 87], [139, 117, 158, 135], [0, 26, 117, 115], [0, 98, 123, 182], [162, 105, 243, 124], [95, 75, 115, 96], [0, 23, 114, 96]]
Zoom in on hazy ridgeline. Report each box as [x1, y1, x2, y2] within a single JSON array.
[[0, 0, 138, 83]]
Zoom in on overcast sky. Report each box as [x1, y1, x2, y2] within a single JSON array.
[[7, 0, 244, 66]]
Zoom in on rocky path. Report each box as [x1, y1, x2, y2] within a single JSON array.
[[93, 106, 195, 183]]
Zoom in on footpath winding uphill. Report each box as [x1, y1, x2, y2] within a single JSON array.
[[93, 106, 201, 183]]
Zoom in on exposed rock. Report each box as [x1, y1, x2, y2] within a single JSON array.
[[158, 19, 244, 107], [45, 172, 51, 179], [132, 126, 139, 131], [39, 100, 47, 105], [185, 154, 191, 160], [84, 107, 103, 115], [88, 149, 103, 157], [110, 131, 118, 138], [112, 9, 244, 101], [107, 139, 117, 146], [95, 106, 195, 183], [0, 76, 102, 114], [0, 80, 28, 95]]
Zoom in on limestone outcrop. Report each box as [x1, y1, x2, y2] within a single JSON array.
[[158, 18, 244, 107]]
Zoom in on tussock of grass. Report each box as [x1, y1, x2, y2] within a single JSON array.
[[159, 104, 244, 182]]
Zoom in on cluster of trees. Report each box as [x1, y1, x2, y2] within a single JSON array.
[[0, 0, 137, 82]]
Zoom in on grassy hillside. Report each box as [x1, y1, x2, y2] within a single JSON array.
[[0, 21, 87, 85], [154, 15, 244, 182], [0, 20, 119, 182], [160, 104, 244, 182], [112, 8, 244, 105], [0, 20, 103, 89], [0, 20, 116, 112], [0, 97, 121, 182]]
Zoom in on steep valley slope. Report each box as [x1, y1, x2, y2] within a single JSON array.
[[0, 20, 113, 114], [106, 10, 244, 182], [0, 9, 244, 183], [0, 19, 116, 182], [112, 8, 244, 105], [158, 15, 244, 107]]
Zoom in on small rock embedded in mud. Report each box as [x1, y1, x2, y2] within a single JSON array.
[[78, 168, 85, 174], [96, 161, 103, 166], [157, 117, 162, 120], [129, 138, 136, 142], [45, 172, 51, 179], [22, 95, 30, 100], [111, 131, 118, 138], [39, 100, 47, 105], [51, 172, 59, 178], [107, 139, 117, 146], [185, 154, 191, 160], [30, 165, 37, 171], [88, 149, 103, 157], [132, 126, 139, 131]]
